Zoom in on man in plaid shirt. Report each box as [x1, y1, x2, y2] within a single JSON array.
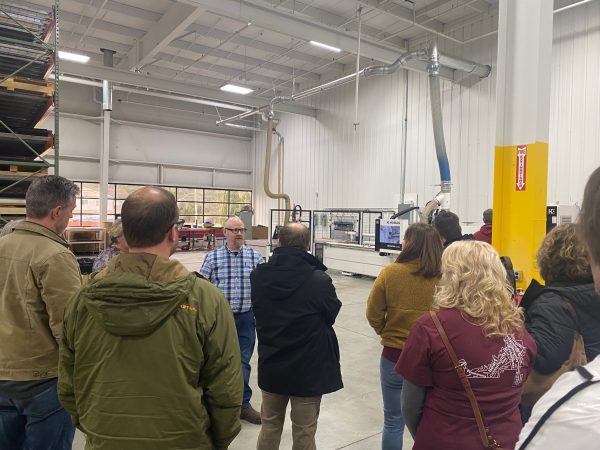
[[200, 216, 264, 424]]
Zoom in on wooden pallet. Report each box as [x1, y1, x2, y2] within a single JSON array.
[[0, 165, 48, 178], [0, 205, 26, 215], [0, 76, 54, 96], [0, 197, 25, 205]]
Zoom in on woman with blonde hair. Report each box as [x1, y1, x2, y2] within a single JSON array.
[[366, 223, 443, 450], [396, 241, 536, 450]]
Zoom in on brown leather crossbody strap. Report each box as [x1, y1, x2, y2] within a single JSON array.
[[429, 310, 500, 450]]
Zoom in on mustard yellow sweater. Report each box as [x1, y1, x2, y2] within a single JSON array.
[[366, 260, 439, 349]]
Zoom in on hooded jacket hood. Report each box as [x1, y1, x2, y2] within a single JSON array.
[[251, 247, 327, 301], [85, 253, 194, 336], [477, 223, 492, 237]]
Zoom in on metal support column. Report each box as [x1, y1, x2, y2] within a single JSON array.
[[100, 48, 115, 222], [493, 0, 553, 288]]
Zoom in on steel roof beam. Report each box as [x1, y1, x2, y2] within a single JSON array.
[[154, 52, 296, 87], [268, 0, 408, 48], [68, 0, 162, 23], [180, 0, 406, 64], [185, 23, 345, 73], [167, 39, 321, 81], [58, 60, 317, 117], [61, 10, 145, 39], [118, 3, 204, 71]]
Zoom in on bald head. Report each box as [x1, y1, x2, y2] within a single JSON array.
[[122, 187, 178, 248], [224, 216, 244, 229], [224, 216, 246, 251], [278, 223, 310, 250]]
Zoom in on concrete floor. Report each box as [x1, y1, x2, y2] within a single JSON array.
[[73, 250, 414, 449]]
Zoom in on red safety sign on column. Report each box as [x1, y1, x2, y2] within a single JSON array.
[[516, 145, 527, 191]]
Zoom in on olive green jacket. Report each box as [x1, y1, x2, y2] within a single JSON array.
[[58, 252, 243, 450], [0, 221, 81, 381]]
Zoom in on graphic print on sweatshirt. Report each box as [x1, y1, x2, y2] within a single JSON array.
[[458, 335, 527, 386]]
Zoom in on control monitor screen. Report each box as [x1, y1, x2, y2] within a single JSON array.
[[375, 218, 404, 254]]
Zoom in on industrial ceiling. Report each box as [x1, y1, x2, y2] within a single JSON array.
[[10, 0, 586, 125]]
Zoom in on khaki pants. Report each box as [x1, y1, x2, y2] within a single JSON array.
[[256, 390, 322, 450]]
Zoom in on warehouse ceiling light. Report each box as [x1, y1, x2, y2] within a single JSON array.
[[58, 51, 90, 63], [220, 84, 254, 95], [309, 41, 341, 53], [554, 0, 594, 13]]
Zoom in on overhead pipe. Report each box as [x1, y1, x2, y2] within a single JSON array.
[[100, 48, 115, 223], [218, 46, 490, 127], [272, 130, 285, 211], [363, 49, 428, 76], [51, 75, 251, 113], [438, 53, 491, 78], [264, 105, 291, 224]]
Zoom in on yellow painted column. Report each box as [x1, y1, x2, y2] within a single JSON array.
[[493, 0, 553, 289]]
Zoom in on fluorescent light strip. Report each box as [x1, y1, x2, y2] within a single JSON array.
[[58, 51, 90, 63], [309, 40, 341, 53], [220, 84, 253, 95], [554, 0, 594, 14]]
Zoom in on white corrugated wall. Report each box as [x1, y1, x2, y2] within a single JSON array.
[[253, 2, 600, 227]]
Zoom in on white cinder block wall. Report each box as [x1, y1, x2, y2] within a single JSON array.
[[252, 2, 600, 227]]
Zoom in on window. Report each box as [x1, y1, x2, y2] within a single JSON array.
[[68, 182, 252, 228]]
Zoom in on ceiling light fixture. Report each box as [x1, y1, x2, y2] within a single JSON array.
[[309, 40, 341, 53], [58, 51, 90, 63], [554, 0, 593, 13], [220, 84, 254, 95]]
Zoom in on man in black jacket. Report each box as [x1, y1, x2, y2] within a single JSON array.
[[251, 222, 343, 449], [432, 210, 474, 248]]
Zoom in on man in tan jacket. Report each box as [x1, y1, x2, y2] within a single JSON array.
[[0, 175, 81, 450]]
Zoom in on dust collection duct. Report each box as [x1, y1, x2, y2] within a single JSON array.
[[264, 97, 292, 224], [250, 44, 491, 222]]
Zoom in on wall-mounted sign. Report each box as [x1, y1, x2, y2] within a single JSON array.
[[516, 145, 527, 191]]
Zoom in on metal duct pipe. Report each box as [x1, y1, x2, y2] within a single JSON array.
[[217, 46, 491, 127], [273, 130, 284, 211], [264, 119, 291, 224], [101, 49, 115, 111], [269, 96, 292, 118], [363, 50, 428, 77], [291, 72, 362, 101], [51, 75, 252, 112], [428, 43, 452, 209], [102, 80, 112, 111], [438, 53, 491, 78]]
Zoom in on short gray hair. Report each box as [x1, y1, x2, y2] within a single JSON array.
[[483, 209, 493, 224], [109, 219, 123, 244], [25, 176, 79, 219]]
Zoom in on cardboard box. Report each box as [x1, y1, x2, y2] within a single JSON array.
[[252, 225, 269, 240]]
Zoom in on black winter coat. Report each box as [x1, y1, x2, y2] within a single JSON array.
[[521, 279, 600, 374], [250, 246, 343, 397]]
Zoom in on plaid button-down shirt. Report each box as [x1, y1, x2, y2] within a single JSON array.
[[199, 244, 264, 314]]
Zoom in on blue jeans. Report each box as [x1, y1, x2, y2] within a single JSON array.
[[380, 356, 404, 450], [235, 311, 256, 408], [0, 381, 75, 450]]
